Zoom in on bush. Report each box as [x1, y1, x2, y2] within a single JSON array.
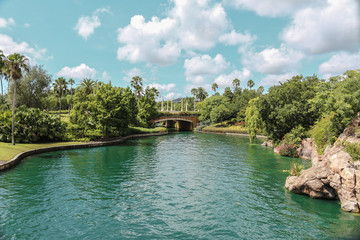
[[0, 106, 66, 143], [310, 113, 337, 154], [276, 142, 297, 157], [283, 162, 304, 176], [340, 141, 360, 161]]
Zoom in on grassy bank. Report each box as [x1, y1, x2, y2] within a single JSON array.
[[0, 126, 167, 162], [0, 141, 87, 162], [201, 124, 249, 134]]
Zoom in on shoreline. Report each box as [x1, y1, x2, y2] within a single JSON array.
[[0, 131, 168, 173], [198, 129, 267, 139]]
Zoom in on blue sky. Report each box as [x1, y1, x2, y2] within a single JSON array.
[[0, 0, 359, 99]]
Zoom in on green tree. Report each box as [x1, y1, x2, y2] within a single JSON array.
[[210, 104, 231, 123], [247, 79, 255, 89], [80, 78, 96, 95], [191, 88, 198, 110], [245, 98, 261, 143], [137, 86, 159, 127], [131, 76, 143, 99], [232, 78, 240, 92], [3, 53, 29, 145], [68, 78, 75, 111], [212, 82, 218, 93], [7, 65, 51, 109], [53, 77, 68, 118], [223, 87, 233, 102], [257, 86, 264, 95], [257, 75, 322, 141], [199, 95, 228, 122], [0, 50, 5, 96], [196, 87, 208, 102], [92, 83, 137, 138]]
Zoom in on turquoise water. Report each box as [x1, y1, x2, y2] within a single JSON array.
[[1, 132, 360, 239]]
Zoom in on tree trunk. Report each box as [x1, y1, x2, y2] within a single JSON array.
[[59, 95, 62, 119], [1, 75, 3, 96], [11, 79, 16, 145]]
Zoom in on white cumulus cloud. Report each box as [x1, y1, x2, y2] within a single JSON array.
[[57, 63, 97, 79], [117, 0, 230, 65], [242, 44, 304, 75], [146, 83, 176, 92], [281, 0, 360, 54], [122, 68, 144, 82], [0, 33, 47, 61], [319, 52, 360, 76], [219, 30, 256, 46], [223, 0, 324, 17], [184, 54, 229, 77], [214, 69, 251, 88], [74, 16, 101, 40], [0, 17, 15, 28], [102, 71, 111, 82], [260, 73, 297, 86], [74, 7, 112, 40]]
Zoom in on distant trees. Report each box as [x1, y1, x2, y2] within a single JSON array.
[[247, 79, 255, 89], [53, 77, 68, 118], [212, 83, 218, 93], [7, 65, 52, 109]]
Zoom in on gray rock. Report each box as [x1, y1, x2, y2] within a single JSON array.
[[285, 113, 360, 213]]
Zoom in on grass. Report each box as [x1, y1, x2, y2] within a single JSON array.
[[0, 141, 87, 162], [129, 126, 167, 134], [202, 123, 249, 134]]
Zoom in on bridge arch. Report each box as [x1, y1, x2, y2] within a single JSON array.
[[152, 115, 199, 131]]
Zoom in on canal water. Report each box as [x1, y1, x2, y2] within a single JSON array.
[[1, 132, 360, 239]]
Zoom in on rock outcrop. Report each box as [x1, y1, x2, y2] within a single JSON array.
[[285, 113, 360, 212]]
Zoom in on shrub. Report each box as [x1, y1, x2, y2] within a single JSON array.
[[0, 106, 66, 143], [340, 141, 360, 161], [283, 162, 304, 176], [276, 142, 297, 157], [310, 113, 337, 154]]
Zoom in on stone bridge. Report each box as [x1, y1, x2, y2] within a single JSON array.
[[152, 115, 200, 131]]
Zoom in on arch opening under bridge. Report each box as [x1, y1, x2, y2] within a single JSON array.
[[152, 116, 199, 131]]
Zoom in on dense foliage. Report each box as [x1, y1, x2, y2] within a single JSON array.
[[0, 106, 66, 143]]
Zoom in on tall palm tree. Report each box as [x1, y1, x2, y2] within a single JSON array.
[[247, 79, 255, 89], [53, 77, 68, 119], [3, 53, 29, 145], [68, 78, 75, 111], [196, 87, 208, 102], [211, 82, 218, 93], [80, 78, 96, 95], [0, 50, 5, 96], [131, 76, 143, 99], [232, 78, 240, 91], [191, 88, 198, 110]]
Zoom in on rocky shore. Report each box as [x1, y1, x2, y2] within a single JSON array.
[[285, 113, 360, 212]]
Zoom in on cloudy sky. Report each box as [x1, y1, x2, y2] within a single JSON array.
[[0, 0, 359, 99]]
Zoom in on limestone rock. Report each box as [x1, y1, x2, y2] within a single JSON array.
[[285, 112, 360, 213], [261, 140, 274, 148]]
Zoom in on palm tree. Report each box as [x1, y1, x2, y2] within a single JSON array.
[[0, 50, 5, 96], [247, 79, 255, 89], [131, 76, 143, 99], [3, 53, 29, 145], [196, 87, 208, 102], [191, 88, 198, 110], [212, 82, 218, 93], [53, 77, 68, 119], [232, 78, 240, 91], [68, 78, 75, 111], [80, 78, 96, 95]]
